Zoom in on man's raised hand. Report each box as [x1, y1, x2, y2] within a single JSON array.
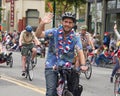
[[41, 13, 53, 24]]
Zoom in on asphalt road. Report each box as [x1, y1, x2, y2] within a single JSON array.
[[0, 51, 115, 96]]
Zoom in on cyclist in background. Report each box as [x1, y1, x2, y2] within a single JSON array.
[[35, 12, 88, 96], [0, 40, 12, 62], [79, 25, 95, 59], [19, 25, 40, 76], [110, 24, 120, 83]]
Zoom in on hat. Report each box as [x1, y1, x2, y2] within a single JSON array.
[[104, 32, 109, 35], [80, 25, 87, 30]]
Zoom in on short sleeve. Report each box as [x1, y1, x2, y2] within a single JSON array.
[[75, 35, 83, 50], [45, 28, 56, 38]]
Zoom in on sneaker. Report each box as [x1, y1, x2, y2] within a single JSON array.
[[22, 71, 26, 76], [110, 77, 113, 83]]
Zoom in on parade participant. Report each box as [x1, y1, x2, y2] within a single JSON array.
[[35, 12, 87, 96], [79, 25, 95, 59], [19, 25, 40, 76]]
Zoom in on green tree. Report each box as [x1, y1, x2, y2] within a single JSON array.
[[45, 0, 86, 16], [0, 7, 3, 23]]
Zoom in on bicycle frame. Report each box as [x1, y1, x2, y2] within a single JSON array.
[[22, 46, 34, 81], [57, 66, 73, 96]]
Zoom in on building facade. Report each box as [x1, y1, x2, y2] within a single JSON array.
[[1, 0, 45, 32], [87, 0, 120, 39]]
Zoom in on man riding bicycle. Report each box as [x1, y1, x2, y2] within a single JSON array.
[[79, 25, 95, 59], [19, 25, 40, 76], [35, 12, 88, 96]]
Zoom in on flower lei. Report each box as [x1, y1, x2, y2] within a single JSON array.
[[56, 27, 74, 58]]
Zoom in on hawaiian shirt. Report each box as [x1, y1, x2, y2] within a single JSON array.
[[45, 26, 83, 68]]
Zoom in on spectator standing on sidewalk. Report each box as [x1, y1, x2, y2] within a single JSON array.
[[103, 32, 110, 49]]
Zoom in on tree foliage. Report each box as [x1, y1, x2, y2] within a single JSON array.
[[0, 7, 3, 23], [45, 0, 86, 17]]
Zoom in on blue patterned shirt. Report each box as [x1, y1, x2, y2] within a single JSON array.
[[44, 26, 83, 68]]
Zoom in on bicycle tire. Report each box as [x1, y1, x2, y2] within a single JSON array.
[[6, 56, 13, 68], [114, 76, 120, 96], [62, 90, 73, 96], [28, 60, 34, 81], [84, 60, 92, 80], [9, 56, 13, 68], [26, 52, 34, 81]]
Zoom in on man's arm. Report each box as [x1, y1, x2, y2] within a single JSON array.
[[76, 49, 88, 71], [35, 21, 45, 38], [77, 49, 86, 65], [32, 32, 41, 45], [35, 13, 53, 38], [19, 32, 23, 46]]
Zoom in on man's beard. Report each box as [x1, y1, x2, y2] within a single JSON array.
[[63, 27, 73, 35]]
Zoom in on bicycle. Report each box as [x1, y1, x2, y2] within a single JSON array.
[[114, 69, 120, 96], [56, 65, 82, 96], [22, 46, 36, 81]]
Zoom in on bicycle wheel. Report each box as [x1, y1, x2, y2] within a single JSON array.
[[62, 90, 73, 96], [28, 62, 34, 81], [6, 56, 13, 68], [26, 54, 34, 81], [9, 56, 13, 68], [84, 60, 92, 80], [114, 76, 120, 96]]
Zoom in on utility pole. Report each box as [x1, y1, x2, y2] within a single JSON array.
[[52, 0, 56, 28], [94, 0, 97, 36]]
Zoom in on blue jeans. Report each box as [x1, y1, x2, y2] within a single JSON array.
[[95, 54, 110, 65], [45, 68, 58, 96]]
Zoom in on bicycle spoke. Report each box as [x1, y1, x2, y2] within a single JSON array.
[[28, 63, 34, 81]]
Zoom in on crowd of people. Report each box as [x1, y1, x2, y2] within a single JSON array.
[[0, 12, 120, 96]]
